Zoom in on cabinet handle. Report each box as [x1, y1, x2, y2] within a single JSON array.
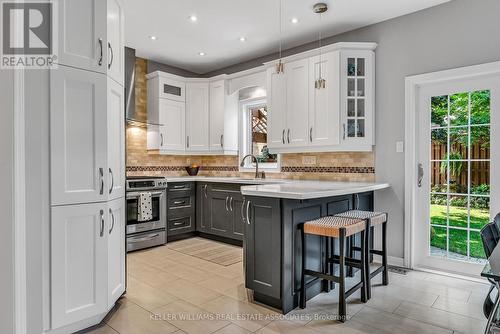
[[241, 200, 246, 222], [99, 168, 104, 195], [160, 133, 164, 146], [109, 208, 115, 234], [108, 42, 114, 69], [309, 127, 313, 142], [99, 210, 104, 237], [282, 129, 285, 144], [173, 200, 186, 205], [246, 200, 251, 225], [343, 123, 346, 140], [355, 194, 360, 210], [108, 168, 114, 194], [172, 184, 187, 189], [173, 221, 185, 226], [287, 129, 291, 144], [220, 134, 224, 148], [203, 184, 208, 198], [187, 136, 190, 148], [229, 197, 233, 211], [98, 38, 103, 66], [225, 196, 229, 211]]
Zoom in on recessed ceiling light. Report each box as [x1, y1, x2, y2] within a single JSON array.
[[291, 17, 299, 24], [239, 37, 246, 42], [189, 15, 198, 22], [149, 35, 157, 40], [198, 52, 206, 56]]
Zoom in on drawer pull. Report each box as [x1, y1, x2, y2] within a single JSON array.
[[173, 200, 186, 205]]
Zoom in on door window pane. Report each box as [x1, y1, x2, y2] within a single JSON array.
[[430, 226, 447, 258], [470, 90, 490, 125], [449, 93, 469, 126], [448, 228, 468, 258]]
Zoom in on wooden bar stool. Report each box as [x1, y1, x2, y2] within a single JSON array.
[[335, 210, 388, 299], [300, 216, 368, 322]]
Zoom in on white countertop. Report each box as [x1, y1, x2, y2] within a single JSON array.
[[162, 176, 390, 199], [239, 181, 390, 199]]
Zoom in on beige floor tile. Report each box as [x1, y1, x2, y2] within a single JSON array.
[[394, 301, 485, 334], [164, 279, 222, 305], [125, 277, 179, 311], [106, 303, 179, 334], [306, 319, 388, 334], [213, 323, 252, 334], [161, 264, 213, 283], [153, 299, 230, 334], [255, 320, 320, 334], [197, 274, 244, 294], [81, 323, 119, 334], [369, 283, 439, 307], [431, 295, 485, 320], [200, 295, 278, 332], [219, 283, 251, 302], [353, 306, 453, 334]]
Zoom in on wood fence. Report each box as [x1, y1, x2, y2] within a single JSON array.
[[431, 143, 489, 187]]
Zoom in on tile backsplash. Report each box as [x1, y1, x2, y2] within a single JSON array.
[[126, 57, 375, 182]]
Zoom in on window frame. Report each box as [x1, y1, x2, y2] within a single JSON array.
[[239, 98, 281, 173]]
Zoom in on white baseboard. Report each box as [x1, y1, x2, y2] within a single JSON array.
[[387, 256, 405, 267]]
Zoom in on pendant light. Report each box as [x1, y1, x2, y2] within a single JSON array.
[[276, 0, 284, 74], [313, 3, 328, 89]]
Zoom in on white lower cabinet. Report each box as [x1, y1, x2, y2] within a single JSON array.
[[51, 199, 125, 330], [107, 198, 126, 306], [51, 203, 108, 329]]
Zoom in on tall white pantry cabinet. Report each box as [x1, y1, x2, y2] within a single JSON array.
[[49, 0, 125, 332]]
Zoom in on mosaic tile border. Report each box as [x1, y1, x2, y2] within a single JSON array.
[[127, 165, 375, 174]]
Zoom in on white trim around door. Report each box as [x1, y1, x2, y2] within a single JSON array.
[[405, 61, 500, 271]]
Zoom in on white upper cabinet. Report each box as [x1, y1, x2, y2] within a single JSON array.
[[209, 80, 226, 152], [340, 50, 374, 150], [55, 0, 124, 84], [308, 52, 340, 147], [159, 98, 186, 152], [186, 82, 210, 152], [51, 66, 107, 206], [107, 77, 125, 200], [107, 198, 125, 307], [285, 58, 310, 147], [51, 203, 108, 329], [266, 42, 376, 153], [106, 0, 125, 85], [266, 68, 287, 149]]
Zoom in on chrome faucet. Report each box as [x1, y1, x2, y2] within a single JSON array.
[[240, 154, 265, 179]]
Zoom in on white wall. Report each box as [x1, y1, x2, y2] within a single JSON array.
[[0, 69, 15, 334]]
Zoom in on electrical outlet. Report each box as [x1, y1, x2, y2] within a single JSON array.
[[302, 156, 317, 165]]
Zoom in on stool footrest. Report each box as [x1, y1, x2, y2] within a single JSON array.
[[370, 265, 385, 279], [371, 249, 383, 256], [304, 269, 340, 284], [329, 255, 363, 269], [346, 281, 364, 298]]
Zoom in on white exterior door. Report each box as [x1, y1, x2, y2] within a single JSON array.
[[159, 99, 186, 152], [106, 0, 125, 85], [55, 0, 107, 73], [51, 66, 107, 206], [209, 80, 226, 152], [266, 67, 287, 149], [51, 203, 107, 329], [413, 73, 500, 276], [309, 52, 340, 146], [286, 58, 310, 147], [107, 77, 125, 200], [186, 82, 209, 152], [107, 198, 125, 307]]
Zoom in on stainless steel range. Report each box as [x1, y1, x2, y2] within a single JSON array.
[[126, 176, 167, 251]]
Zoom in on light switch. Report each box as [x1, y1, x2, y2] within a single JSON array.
[[302, 156, 317, 165], [396, 141, 404, 153]]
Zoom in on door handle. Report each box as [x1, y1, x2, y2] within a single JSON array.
[[220, 134, 224, 148], [108, 168, 114, 194], [98, 38, 103, 66], [287, 129, 291, 144], [108, 42, 114, 69], [343, 123, 346, 140], [418, 163, 424, 188], [160, 133, 164, 146], [187, 136, 190, 148], [99, 210, 105, 237], [99, 168, 104, 195], [282, 129, 285, 144], [109, 208, 115, 234], [246, 200, 251, 225], [309, 127, 313, 142]]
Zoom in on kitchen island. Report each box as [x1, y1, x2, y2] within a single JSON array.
[[239, 181, 390, 313]]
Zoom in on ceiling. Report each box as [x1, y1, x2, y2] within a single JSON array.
[[124, 0, 450, 74]]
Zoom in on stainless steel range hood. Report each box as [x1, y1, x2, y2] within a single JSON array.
[[125, 47, 161, 127]]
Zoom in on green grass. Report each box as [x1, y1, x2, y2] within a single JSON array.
[[430, 204, 488, 259]]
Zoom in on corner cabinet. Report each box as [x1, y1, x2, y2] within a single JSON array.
[[266, 42, 376, 153]]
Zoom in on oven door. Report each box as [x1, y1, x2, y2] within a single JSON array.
[[127, 230, 166, 252], [126, 190, 166, 234]]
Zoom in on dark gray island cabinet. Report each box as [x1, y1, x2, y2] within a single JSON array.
[[243, 191, 374, 314]]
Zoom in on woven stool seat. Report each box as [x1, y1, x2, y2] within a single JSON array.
[[336, 210, 387, 226], [304, 216, 365, 238]]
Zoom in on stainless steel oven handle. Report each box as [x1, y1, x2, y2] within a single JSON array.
[[109, 208, 115, 234], [126, 191, 164, 198], [128, 234, 160, 243]]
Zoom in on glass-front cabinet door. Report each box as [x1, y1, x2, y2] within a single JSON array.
[[341, 50, 374, 149]]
